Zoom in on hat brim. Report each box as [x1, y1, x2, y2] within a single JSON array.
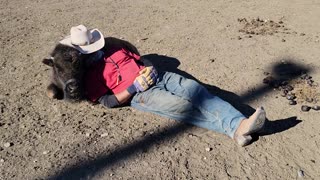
[[59, 29, 105, 54]]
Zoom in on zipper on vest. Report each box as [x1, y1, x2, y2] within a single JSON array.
[[107, 57, 122, 85]]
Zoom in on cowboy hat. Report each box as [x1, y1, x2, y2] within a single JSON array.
[[59, 24, 105, 54]]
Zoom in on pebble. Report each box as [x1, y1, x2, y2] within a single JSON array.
[[301, 105, 311, 112], [289, 100, 297, 105], [305, 98, 313, 103], [286, 94, 296, 100], [287, 92, 295, 96], [300, 74, 309, 80], [263, 72, 270, 76], [0, 159, 4, 163], [43, 151, 49, 155], [307, 79, 313, 86], [312, 105, 320, 111], [284, 85, 294, 91], [3, 142, 11, 148], [298, 169, 304, 178], [85, 133, 90, 137], [280, 90, 288, 97], [263, 76, 274, 85], [205, 147, 212, 152], [100, 133, 108, 137]]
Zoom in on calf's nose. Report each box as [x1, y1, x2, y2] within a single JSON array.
[[66, 79, 79, 93]]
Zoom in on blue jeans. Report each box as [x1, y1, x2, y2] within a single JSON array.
[[130, 72, 245, 138]]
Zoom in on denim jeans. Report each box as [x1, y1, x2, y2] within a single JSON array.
[[130, 71, 245, 138]]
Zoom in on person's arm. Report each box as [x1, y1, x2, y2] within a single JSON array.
[[114, 89, 133, 104], [98, 89, 133, 108], [98, 62, 157, 108], [98, 74, 147, 108]]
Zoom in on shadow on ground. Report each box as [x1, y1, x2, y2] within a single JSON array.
[[48, 54, 308, 180]]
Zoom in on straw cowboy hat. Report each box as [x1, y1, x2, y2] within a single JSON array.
[[60, 24, 105, 54]]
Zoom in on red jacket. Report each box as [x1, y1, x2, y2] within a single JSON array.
[[84, 47, 144, 102]]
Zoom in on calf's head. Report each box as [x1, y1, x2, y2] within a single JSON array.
[[43, 44, 88, 102]]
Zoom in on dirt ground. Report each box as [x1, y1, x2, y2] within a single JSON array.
[[1, 0, 320, 179]]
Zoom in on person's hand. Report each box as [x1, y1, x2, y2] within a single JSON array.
[[132, 66, 158, 92], [133, 75, 149, 92], [138, 66, 158, 86]]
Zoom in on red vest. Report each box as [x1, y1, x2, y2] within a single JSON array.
[[84, 48, 144, 102]]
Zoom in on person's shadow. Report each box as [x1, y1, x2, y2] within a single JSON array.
[[142, 54, 304, 141]]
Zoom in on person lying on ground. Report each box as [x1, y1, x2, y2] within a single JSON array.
[[43, 25, 267, 147]]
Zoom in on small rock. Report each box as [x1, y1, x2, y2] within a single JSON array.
[[282, 39, 286, 42], [287, 92, 295, 96], [263, 72, 270, 76], [300, 33, 306, 36], [0, 159, 4, 163], [280, 90, 288, 97], [312, 105, 320, 111], [305, 97, 313, 103], [286, 94, 296, 100], [307, 79, 314, 86], [289, 100, 297, 105], [110, 173, 114, 177], [3, 142, 11, 148], [301, 105, 311, 112], [85, 133, 90, 137], [300, 73, 308, 79], [205, 147, 212, 152], [298, 169, 304, 178], [237, 36, 242, 40], [284, 85, 294, 91], [100, 133, 108, 137], [43, 151, 49, 155], [263, 76, 274, 84]]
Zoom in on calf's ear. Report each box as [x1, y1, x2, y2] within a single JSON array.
[[42, 57, 54, 67]]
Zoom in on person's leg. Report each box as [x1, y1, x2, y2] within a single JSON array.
[[157, 72, 247, 138], [131, 72, 244, 138]]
